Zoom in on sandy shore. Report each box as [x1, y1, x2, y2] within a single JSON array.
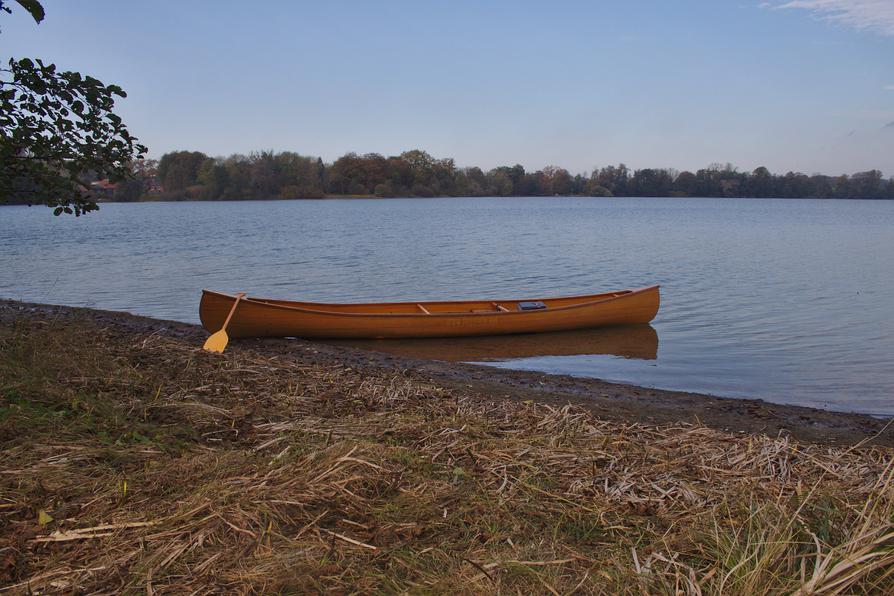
[[4, 300, 889, 447]]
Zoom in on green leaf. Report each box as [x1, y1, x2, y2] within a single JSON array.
[[14, 0, 44, 24], [37, 509, 53, 525]]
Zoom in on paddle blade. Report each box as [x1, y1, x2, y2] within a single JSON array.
[[203, 329, 229, 353]]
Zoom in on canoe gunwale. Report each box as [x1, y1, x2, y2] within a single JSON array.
[[201, 286, 660, 320]]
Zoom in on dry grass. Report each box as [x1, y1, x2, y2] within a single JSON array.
[[1, 309, 893, 594]]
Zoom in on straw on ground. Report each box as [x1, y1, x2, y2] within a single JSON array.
[[1, 309, 892, 593]]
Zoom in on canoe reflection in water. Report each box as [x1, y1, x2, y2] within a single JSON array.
[[325, 324, 658, 363]]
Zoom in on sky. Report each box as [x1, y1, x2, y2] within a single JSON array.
[[3, 0, 894, 176]]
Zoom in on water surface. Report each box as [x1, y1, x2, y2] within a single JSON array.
[[2, 197, 892, 415]]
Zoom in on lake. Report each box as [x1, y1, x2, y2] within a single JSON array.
[[2, 197, 893, 415]]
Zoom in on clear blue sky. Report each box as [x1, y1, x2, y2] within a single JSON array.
[[3, 0, 893, 175]]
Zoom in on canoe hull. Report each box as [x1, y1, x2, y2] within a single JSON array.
[[200, 286, 660, 340]]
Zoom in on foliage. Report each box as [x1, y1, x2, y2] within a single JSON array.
[[137, 149, 894, 202], [0, 0, 44, 27], [0, 0, 146, 215], [157, 150, 206, 193]]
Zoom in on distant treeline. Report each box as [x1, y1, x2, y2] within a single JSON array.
[[108, 149, 894, 202]]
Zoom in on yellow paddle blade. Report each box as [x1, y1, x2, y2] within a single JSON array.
[[203, 329, 230, 353]]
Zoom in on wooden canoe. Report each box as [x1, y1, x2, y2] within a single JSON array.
[[199, 286, 660, 340]]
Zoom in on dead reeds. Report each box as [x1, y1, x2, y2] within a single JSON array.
[[1, 308, 892, 593]]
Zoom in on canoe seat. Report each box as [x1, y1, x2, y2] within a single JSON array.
[[517, 301, 547, 311]]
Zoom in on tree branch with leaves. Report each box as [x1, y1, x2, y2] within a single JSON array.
[[0, 0, 146, 215]]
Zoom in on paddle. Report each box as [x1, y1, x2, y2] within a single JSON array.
[[203, 292, 246, 353]]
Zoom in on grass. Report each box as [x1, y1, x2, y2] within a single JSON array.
[[0, 308, 893, 593]]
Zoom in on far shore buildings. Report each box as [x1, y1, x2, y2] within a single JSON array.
[[89, 179, 117, 201], [89, 174, 162, 201]]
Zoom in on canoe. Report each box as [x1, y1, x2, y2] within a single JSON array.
[[199, 285, 660, 340]]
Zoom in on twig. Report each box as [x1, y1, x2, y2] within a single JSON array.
[[319, 528, 377, 550]]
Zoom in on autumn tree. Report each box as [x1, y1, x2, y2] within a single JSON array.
[[157, 151, 207, 194]]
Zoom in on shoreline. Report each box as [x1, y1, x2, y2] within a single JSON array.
[[3, 299, 890, 447], [5, 195, 894, 211], [3, 298, 893, 592]]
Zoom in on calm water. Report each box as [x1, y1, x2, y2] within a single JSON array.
[[2, 197, 893, 415]]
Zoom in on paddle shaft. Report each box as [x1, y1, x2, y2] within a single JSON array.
[[220, 292, 246, 331]]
